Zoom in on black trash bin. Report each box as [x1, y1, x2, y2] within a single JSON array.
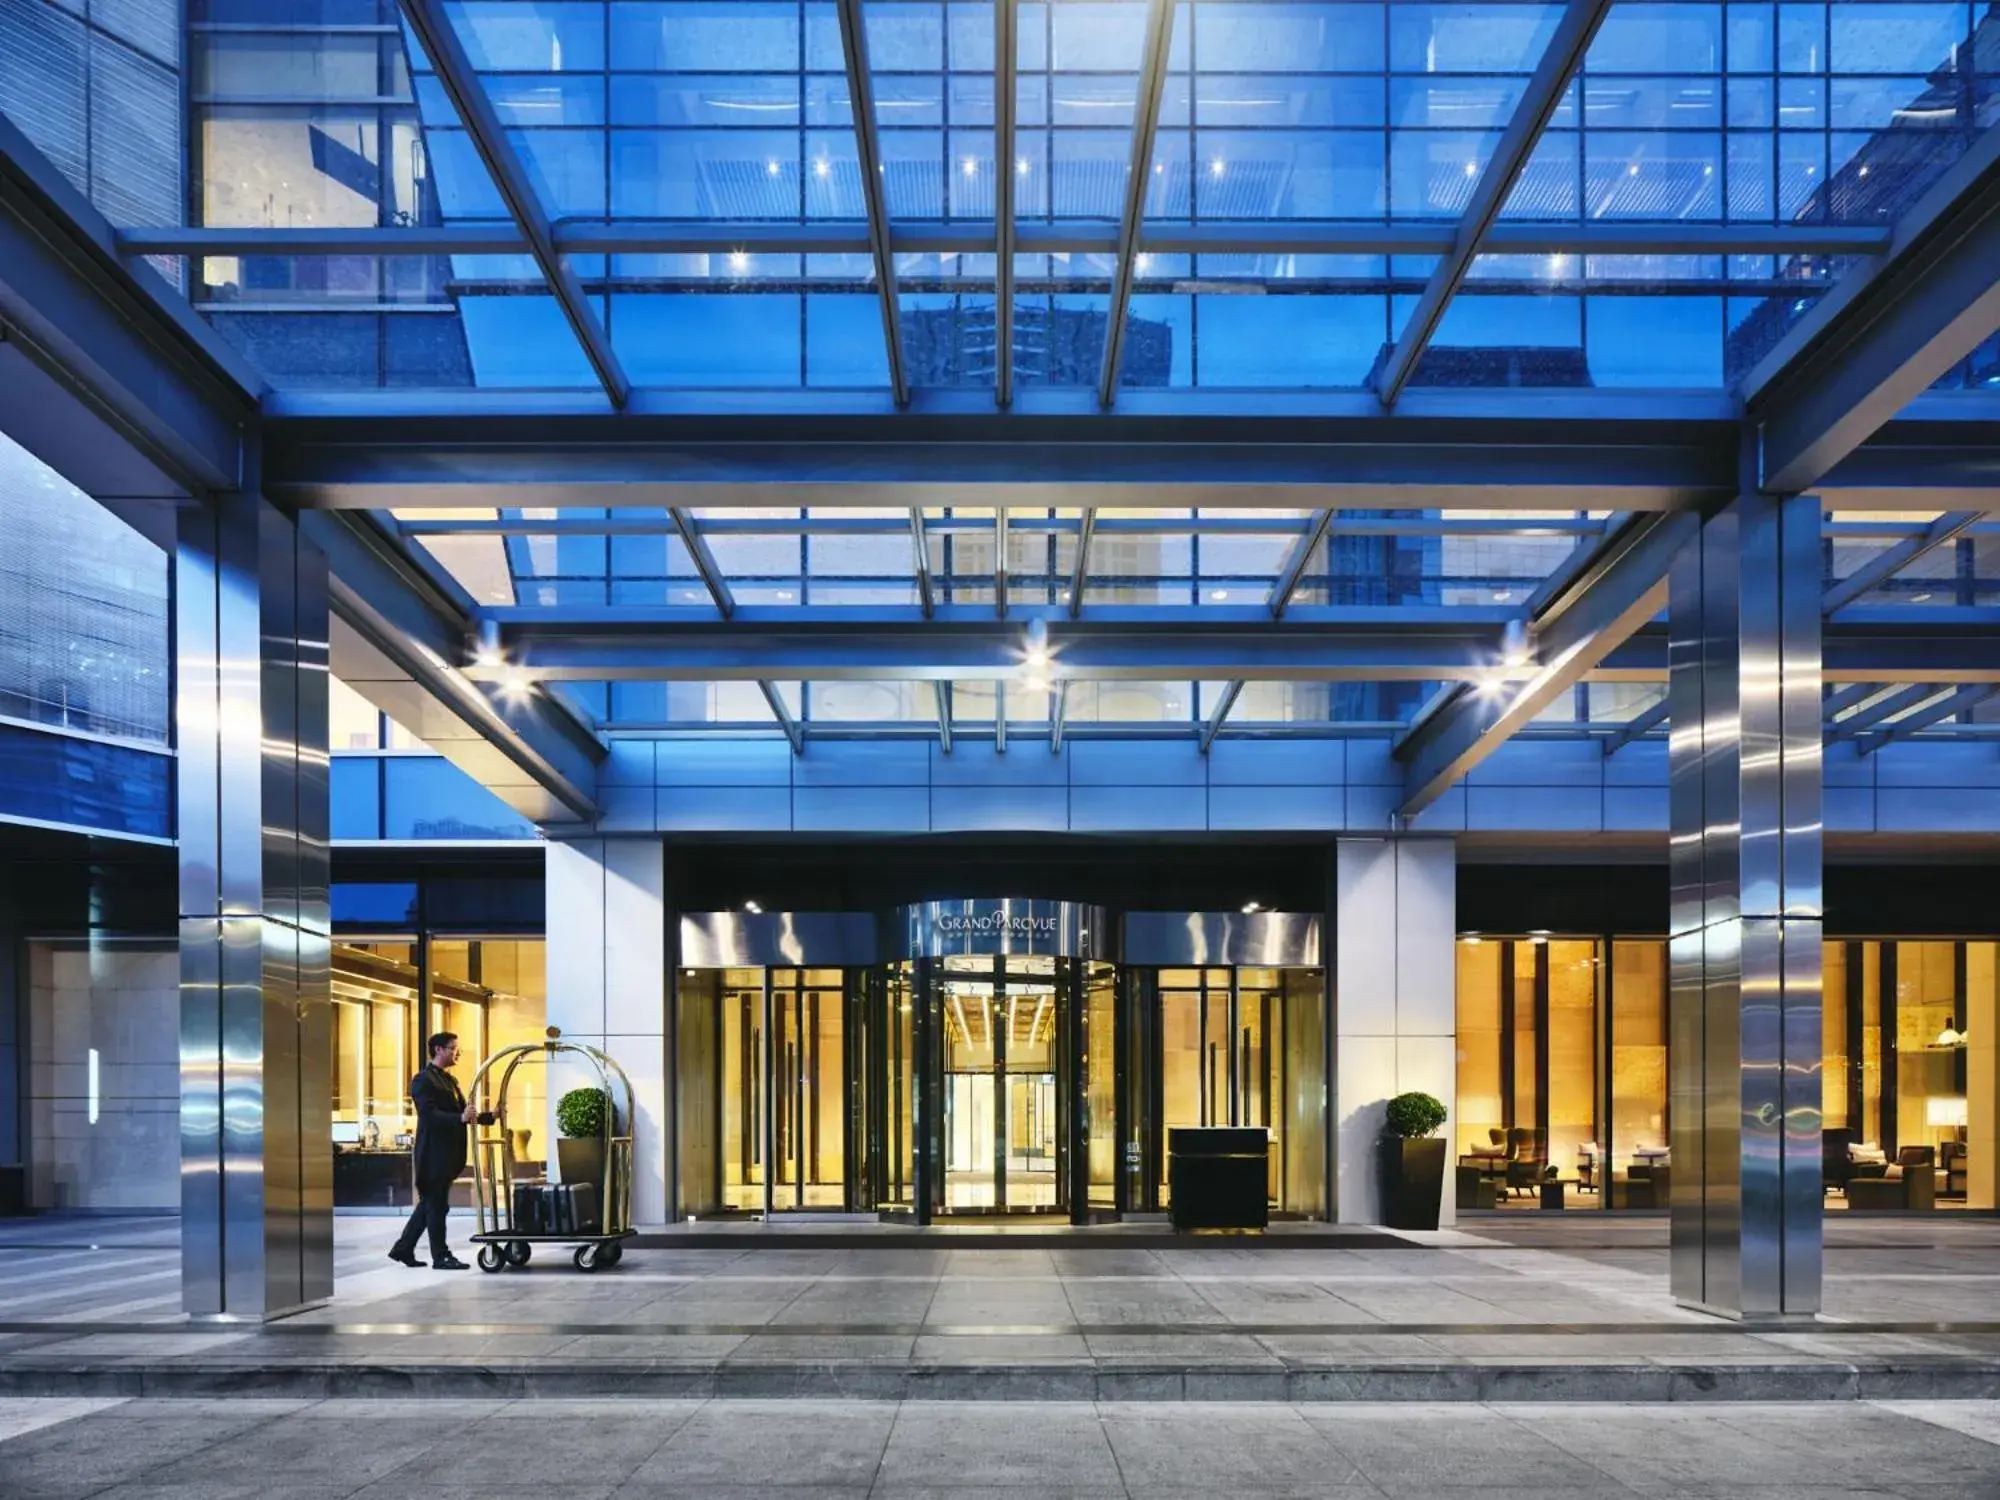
[[1167, 1127, 1269, 1232]]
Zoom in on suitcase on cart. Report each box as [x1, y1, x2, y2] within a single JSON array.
[[512, 1180, 600, 1234], [548, 1180, 600, 1233]]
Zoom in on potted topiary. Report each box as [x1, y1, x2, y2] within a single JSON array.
[[1380, 1091, 1449, 1231], [555, 1086, 613, 1192]]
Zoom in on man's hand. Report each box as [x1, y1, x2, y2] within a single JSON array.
[[460, 1103, 478, 1124]]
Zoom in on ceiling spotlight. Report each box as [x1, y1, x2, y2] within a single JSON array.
[[496, 665, 534, 703], [814, 158, 830, 178], [1462, 934, 1483, 945], [1500, 616, 1533, 666], [743, 899, 763, 914], [765, 159, 780, 176], [1017, 156, 1030, 175], [1914, 591, 1933, 603], [1210, 588, 1229, 600], [1022, 616, 1052, 670], [1464, 161, 1478, 178], [1241, 901, 1262, 914], [1209, 159, 1225, 178], [962, 157, 978, 177], [729, 249, 749, 270]]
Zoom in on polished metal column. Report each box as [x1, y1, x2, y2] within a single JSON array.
[[177, 479, 333, 1319], [1668, 490, 1823, 1320]]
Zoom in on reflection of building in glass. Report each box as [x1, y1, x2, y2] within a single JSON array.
[[903, 304, 1171, 388]]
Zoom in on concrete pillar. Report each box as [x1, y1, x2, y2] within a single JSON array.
[[545, 837, 669, 1225], [176, 485, 333, 1319], [1333, 838, 1457, 1226], [1668, 491, 1823, 1320]]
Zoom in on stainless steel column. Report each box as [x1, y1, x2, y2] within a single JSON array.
[[1668, 489, 1822, 1320], [177, 474, 333, 1319]]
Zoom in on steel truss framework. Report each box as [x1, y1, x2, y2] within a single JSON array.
[[6, 7, 2000, 827]]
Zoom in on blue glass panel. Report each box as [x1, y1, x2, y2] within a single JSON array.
[[446, 1, 607, 70], [1778, 1, 1825, 72], [1581, 77, 1723, 129], [330, 757, 383, 840], [1123, 293, 1192, 386], [1830, 4, 1968, 73], [459, 295, 603, 386], [1585, 132, 1722, 219], [1729, 4, 1776, 71], [1196, 76, 1385, 128], [382, 757, 537, 840], [1588, 3, 1723, 72], [1728, 76, 1774, 128], [867, 1, 946, 69], [806, 295, 892, 384], [1194, 1, 1387, 71], [1194, 293, 1384, 386], [512, 128, 609, 215], [611, 292, 805, 384], [611, 0, 804, 70], [0, 726, 171, 841], [1780, 75, 1827, 128], [1388, 3, 1561, 72], [904, 290, 1000, 384], [331, 881, 420, 930], [1585, 295, 1725, 386], [1196, 131, 1385, 217], [611, 128, 805, 215], [611, 74, 803, 125]]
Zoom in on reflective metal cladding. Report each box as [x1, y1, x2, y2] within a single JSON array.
[[1122, 911, 1322, 968]]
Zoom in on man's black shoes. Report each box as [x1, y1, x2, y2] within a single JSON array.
[[432, 1255, 471, 1271], [387, 1248, 424, 1268]]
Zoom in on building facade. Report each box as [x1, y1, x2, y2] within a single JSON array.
[[4, 0, 2000, 1330]]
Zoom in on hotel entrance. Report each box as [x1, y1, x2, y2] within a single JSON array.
[[675, 898, 1325, 1224]]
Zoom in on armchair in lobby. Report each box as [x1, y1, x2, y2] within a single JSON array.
[[1845, 1146, 1937, 1211]]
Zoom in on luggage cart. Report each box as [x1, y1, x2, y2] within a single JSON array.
[[467, 1027, 637, 1273]]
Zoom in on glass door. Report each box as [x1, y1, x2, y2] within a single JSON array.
[[935, 954, 1068, 1215]]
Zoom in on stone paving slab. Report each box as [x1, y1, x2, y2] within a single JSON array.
[[5, 1396, 2000, 1498]]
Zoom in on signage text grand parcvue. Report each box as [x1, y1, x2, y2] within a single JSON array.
[[933, 912, 1059, 937]]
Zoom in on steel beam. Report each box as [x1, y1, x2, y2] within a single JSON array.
[[1098, 0, 1175, 406], [995, 686, 1008, 752], [398, 0, 629, 409], [1050, 680, 1070, 753], [1199, 681, 1244, 754], [669, 507, 735, 617], [1068, 508, 1097, 617], [1822, 509, 1985, 612], [114, 219, 1895, 261], [759, 682, 805, 755], [1375, 0, 1615, 407], [1394, 511, 1699, 817], [910, 508, 935, 616], [994, 0, 1020, 406], [995, 507, 1009, 617], [836, 0, 910, 406], [301, 511, 601, 822], [1270, 510, 1336, 619], [1749, 124, 2000, 494], [1826, 682, 1947, 738], [934, 682, 953, 752], [1857, 683, 2000, 754], [474, 607, 1522, 683], [398, 512, 1616, 539], [0, 112, 256, 497], [1601, 695, 1669, 756], [262, 394, 1743, 511]]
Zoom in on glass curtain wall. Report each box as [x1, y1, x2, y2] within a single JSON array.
[[1143, 964, 1323, 1215], [675, 965, 853, 1215], [1458, 935, 1997, 1211]]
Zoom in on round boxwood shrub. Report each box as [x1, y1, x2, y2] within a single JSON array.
[[556, 1086, 612, 1139], [1383, 1091, 1447, 1140]]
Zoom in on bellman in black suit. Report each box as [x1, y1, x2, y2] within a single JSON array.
[[388, 1031, 481, 1270]]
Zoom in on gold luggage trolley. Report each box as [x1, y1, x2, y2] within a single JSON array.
[[467, 1027, 637, 1273]]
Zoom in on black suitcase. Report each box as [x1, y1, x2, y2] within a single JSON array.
[[551, 1180, 601, 1234], [511, 1180, 551, 1233]]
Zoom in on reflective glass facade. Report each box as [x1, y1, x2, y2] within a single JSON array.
[[160, 0, 2000, 392]]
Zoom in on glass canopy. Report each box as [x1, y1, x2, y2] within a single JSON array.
[[174, 0, 2000, 394]]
